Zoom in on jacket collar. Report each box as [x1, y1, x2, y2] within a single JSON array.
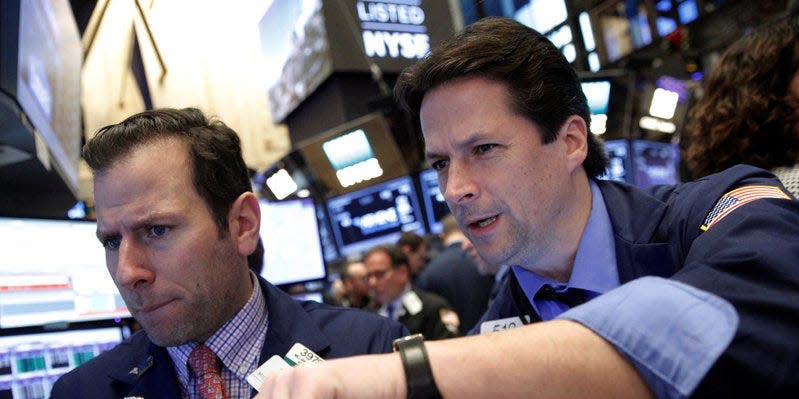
[[257, 276, 332, 362], [105, 276, 332, 396], [595, 179, 675, 282]]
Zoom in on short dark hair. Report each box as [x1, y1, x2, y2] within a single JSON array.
[[364, 244, 409, 270], [686, 17, 799, 178], [339, 260, 364, 282], [397, 231, 425, 251], [394, 17, 608, 178], [83, 107, 251, 237]]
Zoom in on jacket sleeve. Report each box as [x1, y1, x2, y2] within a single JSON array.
[[670, 181, 799, 397]]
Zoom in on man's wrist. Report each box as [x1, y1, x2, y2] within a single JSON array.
[[392, 334, 441, 399]]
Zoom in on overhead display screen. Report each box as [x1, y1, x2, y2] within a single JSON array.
[[326, 175, 425, 257], [260, 0, 456, 122]]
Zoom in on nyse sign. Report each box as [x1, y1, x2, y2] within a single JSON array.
[[357, 0, 430, 59]]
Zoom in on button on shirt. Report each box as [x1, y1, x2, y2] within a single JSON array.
[[168, 272, 269, 398]]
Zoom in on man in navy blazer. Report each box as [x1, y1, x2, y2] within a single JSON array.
[[50, 108, 406, 398], [52, 276, 405, 398], [254, 18, 799, 398]]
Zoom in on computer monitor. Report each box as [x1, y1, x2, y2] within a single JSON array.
[[257, 197, 327, 286], [326, 175, 425, 257], [600, 139, 632, 184], [0, 324, 127, 399], [417, 169, 451, 234], [632, 140, 680, 187], [581, 79, 612, 116], [0, 217, 129, 329]]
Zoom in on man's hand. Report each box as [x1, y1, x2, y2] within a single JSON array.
[[256, 352, 405, 399]]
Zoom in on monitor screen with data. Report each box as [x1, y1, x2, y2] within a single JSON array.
[[0, 217, 129, 329], [417, 168, 451, 234], [326, 175, 425, 257], [0, 325, 126, 398]]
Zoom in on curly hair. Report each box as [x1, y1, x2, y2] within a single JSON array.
[[686, 17, 799, 178]]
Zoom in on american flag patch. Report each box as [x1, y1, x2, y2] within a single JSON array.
[[701, 185, 790, 231]]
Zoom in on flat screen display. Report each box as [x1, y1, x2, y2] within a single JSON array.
[[259, 0, 332, 122], [326, 175, 425, 257], [601, 139, 632, 183], [632, 140, 680, 187], [418, 169, 451, 234], [0, 325, 125, 398], [0, 217, 129, 329], [258, 198, 327, 286], [581, 80, 611, 115]]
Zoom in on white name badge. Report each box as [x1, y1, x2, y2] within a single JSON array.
[[285, 342, 325, 365], [247, 343, 325, 391], [479, 316, 524, 334], [402, 291, 423, 315], [247, 355, 292, 391]]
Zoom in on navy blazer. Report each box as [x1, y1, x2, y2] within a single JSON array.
[[416, 242, 495, 334], [473, 165, 799, 397], [51, 276, 408, 398]]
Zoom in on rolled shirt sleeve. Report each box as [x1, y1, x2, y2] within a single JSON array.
[[558, 276, 739, 399]]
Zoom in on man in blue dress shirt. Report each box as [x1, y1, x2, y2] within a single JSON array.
[[255, 17, 799, 399]]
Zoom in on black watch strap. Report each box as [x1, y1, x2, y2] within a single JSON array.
[[393, 334, 442, 399]]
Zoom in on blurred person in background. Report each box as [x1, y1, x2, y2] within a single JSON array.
[[686, 16, 799, 196], [462, 236, 509, 304], [396, 231, 429, 280], [338, 260, 373, 309], [365, 244, 460, 340]]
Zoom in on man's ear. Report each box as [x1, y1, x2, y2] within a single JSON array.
[[228, 192, 261, 257], [560, 115, 589, 173]]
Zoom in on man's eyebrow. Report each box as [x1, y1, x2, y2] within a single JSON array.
[[94, 213, 173, 241], [424, 150, 446, 161], [424, 133, 493, 160]]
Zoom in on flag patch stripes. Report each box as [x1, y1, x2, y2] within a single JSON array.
[[701, 185, 790, 231]]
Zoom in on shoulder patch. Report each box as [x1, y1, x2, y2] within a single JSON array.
[[701, 185, 791, 232]]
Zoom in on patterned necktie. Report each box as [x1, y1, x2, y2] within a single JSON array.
[[188, 344, 228, 399]]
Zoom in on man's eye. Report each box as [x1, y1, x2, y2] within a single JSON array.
[[149, 225, 169, 237], [102, 237, 121, 250], [476, 144, 497, 154], [430, 159, 449, 171]]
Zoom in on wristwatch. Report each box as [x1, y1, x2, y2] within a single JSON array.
[[392, 334, 442, 399]]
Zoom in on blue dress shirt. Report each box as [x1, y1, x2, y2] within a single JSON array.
[[516, 181, 739, 399]]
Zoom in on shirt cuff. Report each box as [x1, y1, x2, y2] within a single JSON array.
[[558, 276, 738, 399]]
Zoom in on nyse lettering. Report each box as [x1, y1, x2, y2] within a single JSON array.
[[356, 0, 430, 60], [362, 31, 429, 59]]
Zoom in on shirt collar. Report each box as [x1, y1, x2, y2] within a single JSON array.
[[513, 180, 620, 306], [379, 283, 412, 318], [168, 271, 268, 388]]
